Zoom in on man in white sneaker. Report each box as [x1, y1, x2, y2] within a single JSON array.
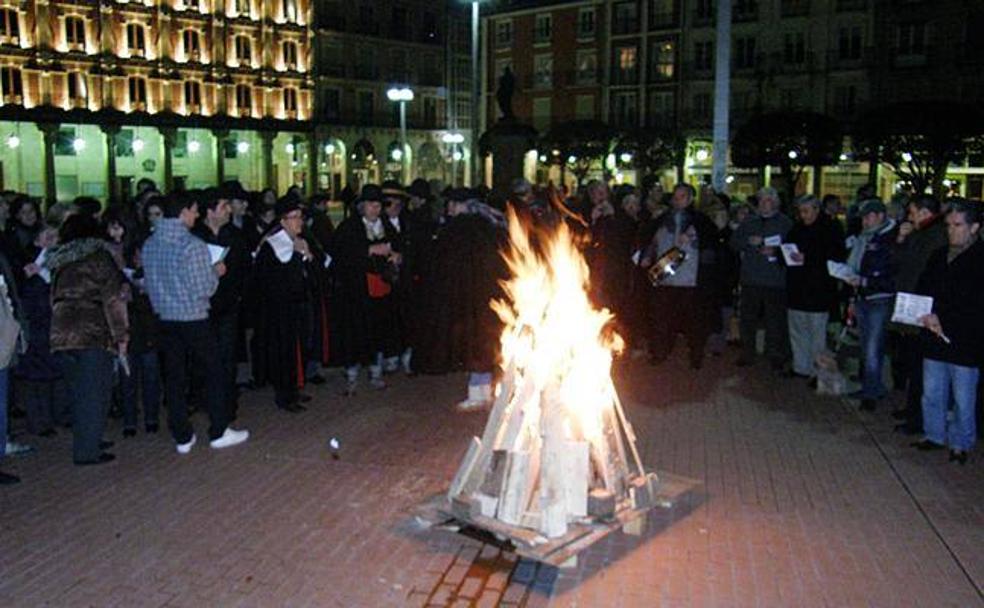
[[142, 191, 249, 453]]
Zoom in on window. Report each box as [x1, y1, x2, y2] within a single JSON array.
[[423, 96, 437, 127], [694, 40, 713, 71], [833, 84, 857, 114], [389, 48, 408, 81], [612, 1, 639, 35], [421, 11, 438, 43], [646, 90, 675, 128], [694, 0, 714, 24], [0, 9, 19, 43], [783, 32, 805, 64], [66, 71, 87, 105], [577, 8, 595, 39], [693, 92, 711, 120], [184, 80, 201, 108], [780, 0, 809, 17], [575, 95, 595, 121], [733, 0, 758, 21], [576, 50, 597, 85], [235, 84, 251, 114], [494, 58, 513, 86], [282, 40, 298, 70], [838, 26, 862, 60], [55, 127, 78, 156], [533, 54, 552, 88], [835, 0, 867, 11], [1, 66, 22, 100], [780, 88, 800, 109], [611, 91, 638, 127], [534, 14, 551, 44], [532, 97, 551, 131], [613, 44, 638, 85], [495, 20, 513, 47], [357, 90, 374, 123], [283, 87, 298, 115], [128, 76, 147, 107], [65, 16, 85, 49], [235, 35, 252, 64], [390, 6, 408, 39], [323, 88, 340, 121], [282, 0, 297, 23], [734, 37, 756, 69], [126, 23, 146, 57], [897, 23, 926, 56], [648, 40, 675, 81], [649, 0, 677, 29], [235, 0, 250, 17], [183, 29, 201, 60]]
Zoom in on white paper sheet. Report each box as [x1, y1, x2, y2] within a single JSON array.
[[34, 248, 51, 284], [780, 243, 802, 266], [266, 229, 294, 263], [207, 244, 229, 265], [764, 234, 783, 247], [827, 260, 858, 282], [891, 292, 934, 326], [630, 250, 641, 266]]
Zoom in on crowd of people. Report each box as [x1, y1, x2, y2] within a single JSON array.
[[0, 174, 981, 484]]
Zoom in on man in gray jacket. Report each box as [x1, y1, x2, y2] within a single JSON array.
[[730, 187, 793, 370]]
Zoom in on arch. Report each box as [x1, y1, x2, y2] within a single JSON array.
[[417, 141, 444, 181]]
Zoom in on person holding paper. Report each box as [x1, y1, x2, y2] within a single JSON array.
[[729, 187, 793, 371], [911, 200, 984, 465], [784, 195, 845, 381], [844, 199, 897, 411]]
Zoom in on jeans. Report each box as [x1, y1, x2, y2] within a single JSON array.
[[211, 311, 239, 418], [22, 378, 70, 434], [739, 285, 788, 365], [160, 320, 229, 443], [855, 297, 893, 399], [922, 358, 979, 451], [0, 367, 8, 459], [121, 350, 161, 430], [58, 349, 115, 463], [787, 310, 828, 376]]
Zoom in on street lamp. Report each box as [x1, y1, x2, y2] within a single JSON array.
[[387, 86, 414, 181], [442, 132, 465, 185], [465, 0, 483, 186]]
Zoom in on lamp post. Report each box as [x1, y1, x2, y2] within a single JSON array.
[[387, 87, 414, 182], [442, 132, 465, 186], [468, 0, 481, 187]]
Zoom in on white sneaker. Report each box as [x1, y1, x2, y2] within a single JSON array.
[[456, 385, 490, 411], [176, 434, 197, 455], [210, 427, 249, 449]]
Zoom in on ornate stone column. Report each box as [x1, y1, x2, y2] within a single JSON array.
[[100, 124, 121, 203], [260, 130, 275, 191], [39, 123, 59, 207], [212, 129, 229, 185], [160, 127, 177, 192]]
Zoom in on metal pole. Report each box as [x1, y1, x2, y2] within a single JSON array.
[[470, 0, 480, 187], [711, 0, 732, 193], [400, 100, 408, 181]]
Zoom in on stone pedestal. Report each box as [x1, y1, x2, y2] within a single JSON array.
[[480, 118, 537, 196]]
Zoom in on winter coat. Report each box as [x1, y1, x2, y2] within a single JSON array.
[[730, 212, 794, 289], [12, 254, 61, 381], [894, 215, 947, 294], [251, 233, 308, 389], [46, 238, 128, 353], [191, 222, 250, 318], [851, 219, 897, 299], [916, 240, 984, 367], [785, 215, 846, 312]]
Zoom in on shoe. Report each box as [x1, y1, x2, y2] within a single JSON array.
[[145, 423, 159, 434], [0, 470, 20, 484], [4, 441, 35, 456], [122, 428, 137, 439], [735, 357, 753, 367], [210, 427, 249, 449], [74, 452, 116, 466], [99, 440, 115, 450], [949, 450, 968, 465], [307, 374, 326, 385], [176, 434, 197, 455], [298, 393, 313, 403], [277, 401, 306, 413], [457, 385, 491, 411], [894, 423, 921, 436], [891, 409, 908, 421], [910, 439, 943, 451], [859, 399, 876, 412], [369, 377, 386, 390]]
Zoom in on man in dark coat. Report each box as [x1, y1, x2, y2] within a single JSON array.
[[330, 185, 398, 395], [912, 200, 984, 464], [251, 197, 313, 413], [412, 189, 508, 409], [891, 195, 947, 434], [784, 195, 845, 380], [381, 181, 416, 374]]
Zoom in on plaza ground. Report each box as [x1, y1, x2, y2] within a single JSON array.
[[1, 352, 981, 607]]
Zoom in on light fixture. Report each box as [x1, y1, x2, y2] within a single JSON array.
[[188, 140, 201, 153], [442, 132, 464, 144], [787, 150, 798, 160], [725, 175, 736, 184], [619, 152, 633, 163], [695, 149, 709, 162], [391, 148, 403, 161], [567, 155, 576, 163], [538, 154, 547, 162], [901, 152, 913, 162], [839, 153, 849, 161], [132, 138, 145, 152], [285, 142, 295, 154], [72, 137, 86, 152], [236, 141, 249, 154], [386, 87, 414, 102], [551, 149, 560, 156], [324, 143, 335, 154], [6, 135, 19, 149], [452, 150, 463, 161]]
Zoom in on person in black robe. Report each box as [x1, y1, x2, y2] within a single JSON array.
[[330, 184, 398, 395], [251, 197, 313, 413], [412, 189, 508, 410]]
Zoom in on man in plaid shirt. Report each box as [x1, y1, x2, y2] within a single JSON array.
[[142, 191, 249, 454]]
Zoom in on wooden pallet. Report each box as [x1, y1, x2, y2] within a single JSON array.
[[416, 470, 699, 567]]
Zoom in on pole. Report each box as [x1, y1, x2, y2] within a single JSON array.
[[399, 99, 408, 181], [711, 0, 732, 193], [470, 0, 480, 187]]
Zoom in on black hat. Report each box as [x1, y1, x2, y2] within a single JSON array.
[[274, 195, 301, 217], [407, 178, 431, 199], [218, 180, 248, 201], [859, 199, 887, 215], [357, 184, 384, 204], [445, 187, 477, 203], [381, 180, 408, 201]]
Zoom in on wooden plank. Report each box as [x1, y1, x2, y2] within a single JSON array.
[[497, 450, 531, 525], [447, 436, 482, 500], [562, 440, 590, 518], [462, 366, 516, 496]]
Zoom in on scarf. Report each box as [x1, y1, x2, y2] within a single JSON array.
[[362, 217, 385, 241]]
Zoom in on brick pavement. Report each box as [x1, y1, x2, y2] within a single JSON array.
[[0, 352, 981, 607]]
